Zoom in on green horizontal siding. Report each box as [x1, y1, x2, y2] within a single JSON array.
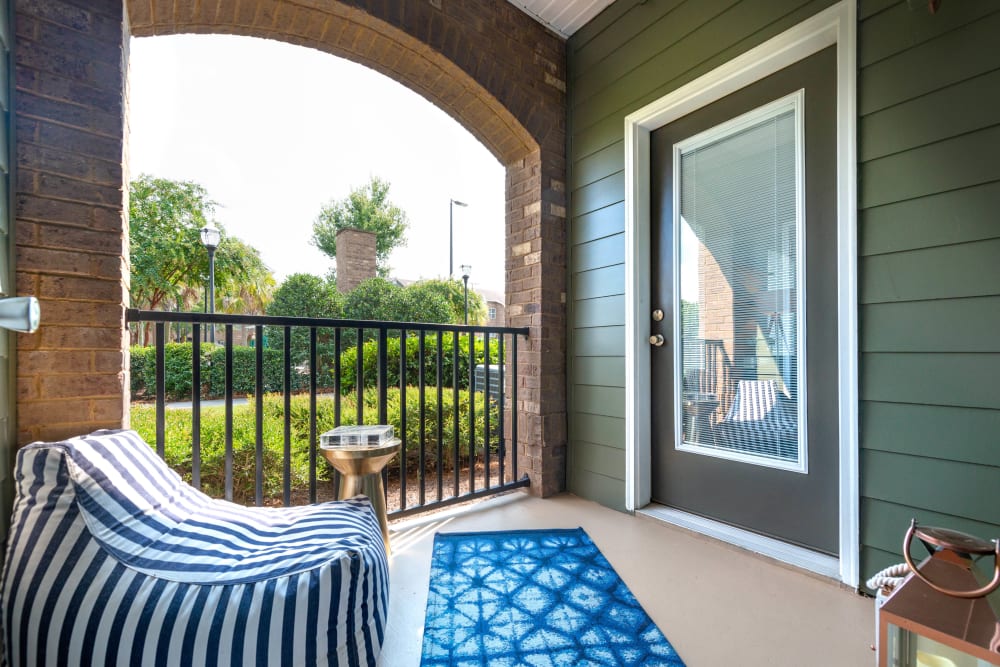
[[858, 0, 1000, 580], [566, 0, 831, 512], [860, 181, 1000, 256]]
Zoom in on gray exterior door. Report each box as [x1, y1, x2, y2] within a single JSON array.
[[650, 47, 839, 555]]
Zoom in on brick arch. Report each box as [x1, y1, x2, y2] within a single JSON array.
[[13, 0, 567, 497], [127, 0, 541, 165]]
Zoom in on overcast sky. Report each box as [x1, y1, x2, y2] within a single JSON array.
[[127, 34, 506, 294]]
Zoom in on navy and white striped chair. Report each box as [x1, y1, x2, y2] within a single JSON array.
[[715, 379, 798, 459], [0, 429, 388, 666]]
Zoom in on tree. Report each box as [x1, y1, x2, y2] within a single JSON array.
[[265, 273, 343, 362], [129, 175, 216, 313], [342, 278, 452, 326], [129, 175, 277, 344], [311, 176, 408, 273], [404, 279, 486, 325]]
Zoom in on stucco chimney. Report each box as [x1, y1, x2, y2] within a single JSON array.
[[335, 228, 377, 293]]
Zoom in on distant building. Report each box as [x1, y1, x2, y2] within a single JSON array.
[[478, 288, 505, 327]]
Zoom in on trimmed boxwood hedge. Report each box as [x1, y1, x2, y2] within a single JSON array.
[[131, 334, 502, 402], [131, 389, 498, 505]]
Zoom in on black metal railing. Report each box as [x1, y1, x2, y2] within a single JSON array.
[[126, 309, 530, 517]]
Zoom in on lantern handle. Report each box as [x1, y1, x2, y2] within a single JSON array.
[[903, 519, 1000, 599]]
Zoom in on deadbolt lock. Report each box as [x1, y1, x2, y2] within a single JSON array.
[[649, 334, 665, 347], [651, 309, 664, 322]]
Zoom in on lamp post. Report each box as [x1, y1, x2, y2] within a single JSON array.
[[449, 199, 467, 278], [460, 264, 472, 325], [200, 226, 221, 344]]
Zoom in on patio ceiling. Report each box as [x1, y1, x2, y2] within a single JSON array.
[[506, 0, 616, 37]]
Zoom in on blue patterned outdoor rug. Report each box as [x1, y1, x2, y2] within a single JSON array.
[[420, 528, 685, 666]]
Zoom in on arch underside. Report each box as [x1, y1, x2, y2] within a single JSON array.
[[126, 0, 538, 164]]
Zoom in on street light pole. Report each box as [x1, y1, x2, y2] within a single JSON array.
[[449, 199, 467, 278], [200, 226, 221, 344], [460, 264, 472, 325]]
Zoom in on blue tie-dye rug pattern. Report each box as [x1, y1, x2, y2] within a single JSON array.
[[419, 528, 685, 666]]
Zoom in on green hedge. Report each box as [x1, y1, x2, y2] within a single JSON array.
[[131, 388, 498, 504], [337, 334, 500, 394], [131, 335, 502, 401]]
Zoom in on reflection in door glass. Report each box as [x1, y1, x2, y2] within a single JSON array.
[[675, 93, 804, 467]]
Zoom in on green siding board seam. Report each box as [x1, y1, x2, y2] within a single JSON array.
[[568, 0, 645, 58], [860, 181, 1000, 256], [860, 238, 1000, 304], [861, 450, 1000, 527], [859, 1, 1000, 68], [572, 325, 625, 358], [572, 140, 624, 190], [573, 386, 626, 419], [573, 171, 624, 215], [861, 402, 1000, 467], [573, 294, 626, 329], [567, 412, 626, 449], [860, 125, 1000, 208], [570, 0, 686, 76], [859, 0, 902, 21], [572, 234, 625, 272], [862, 498, 1000, 557], [861, 353, 1000, 410], [570, 0, 740, 108], [572, 356, 626, 388], [573, 265, 626, 301], [859, 68, 1000, 162], [572, 0, 833, 131], [570, 0, 835, 157], [571, 202, 625, 245], [572, 440, 627, 480], [860, 297, 1000, 353], [567, 467, 628, 512], [858, 11, 1000, 115]]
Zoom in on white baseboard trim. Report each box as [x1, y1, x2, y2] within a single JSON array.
[[639, 504, 841, 580]]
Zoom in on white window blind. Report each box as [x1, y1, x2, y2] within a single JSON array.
[[675, 93, 804, 468]]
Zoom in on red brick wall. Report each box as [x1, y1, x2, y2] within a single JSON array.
[[14, 0, 128, 443], [13, 0, 567, 496], [334, 228, 377, 293]]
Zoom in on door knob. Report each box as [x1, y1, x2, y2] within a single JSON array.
[[649, 334, 665, 347], [651, 309, 664, 322]]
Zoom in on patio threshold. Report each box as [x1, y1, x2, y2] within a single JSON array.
[[381, 492, 874, 666]]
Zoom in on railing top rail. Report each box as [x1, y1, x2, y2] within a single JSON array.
[[126, 308, 529, 336]]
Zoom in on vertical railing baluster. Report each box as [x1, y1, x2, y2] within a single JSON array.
[[484, 331, 491, 489], [512, 335, 519, 482], [468, 330, 475, 494], [418, 330, 426, 506], [498, 334, 506, 486], [192, 325, 201, 490], [378, 328, 389, 499], [255, 324, 264, 507], [155, 322, 165, 458], [225, 325, 234, 502], [283, 326, 292, 507], [309, 327, 318, 504], [334, 328, 342, 426], [452, 329, 460, 497], [356, 327, 364, 426], [399, 330, 408, 511], [436, 332, 443, 502]]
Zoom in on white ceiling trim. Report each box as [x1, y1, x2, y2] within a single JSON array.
[[506, 0, 617, 38]]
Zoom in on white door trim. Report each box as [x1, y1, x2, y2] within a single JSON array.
[[623, 1, 858, 586]]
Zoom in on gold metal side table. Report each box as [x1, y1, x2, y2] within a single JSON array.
[[320, 439, 401, 555]]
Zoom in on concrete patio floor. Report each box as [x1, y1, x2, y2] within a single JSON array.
[[379, 491, 875, 666]]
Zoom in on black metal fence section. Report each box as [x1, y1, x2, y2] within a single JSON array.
[[126, 309, 530, 517]]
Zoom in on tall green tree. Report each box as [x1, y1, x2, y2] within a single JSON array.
[[310, 176, 408, 273], [405, 279, 486, 325], [265, 273, 343, 362]]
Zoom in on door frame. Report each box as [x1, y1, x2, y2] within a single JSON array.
[[623, 1, 858, 586]]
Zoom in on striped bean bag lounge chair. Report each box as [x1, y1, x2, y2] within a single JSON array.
[[0, 429, 388, 666]]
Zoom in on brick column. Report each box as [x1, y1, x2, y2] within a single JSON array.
[[14, 0, 128, 443], [507, 145, 566, 497], [334, 228, 377, 293]]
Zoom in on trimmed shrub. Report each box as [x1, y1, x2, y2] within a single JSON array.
[[130, 387, 499, 504]]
